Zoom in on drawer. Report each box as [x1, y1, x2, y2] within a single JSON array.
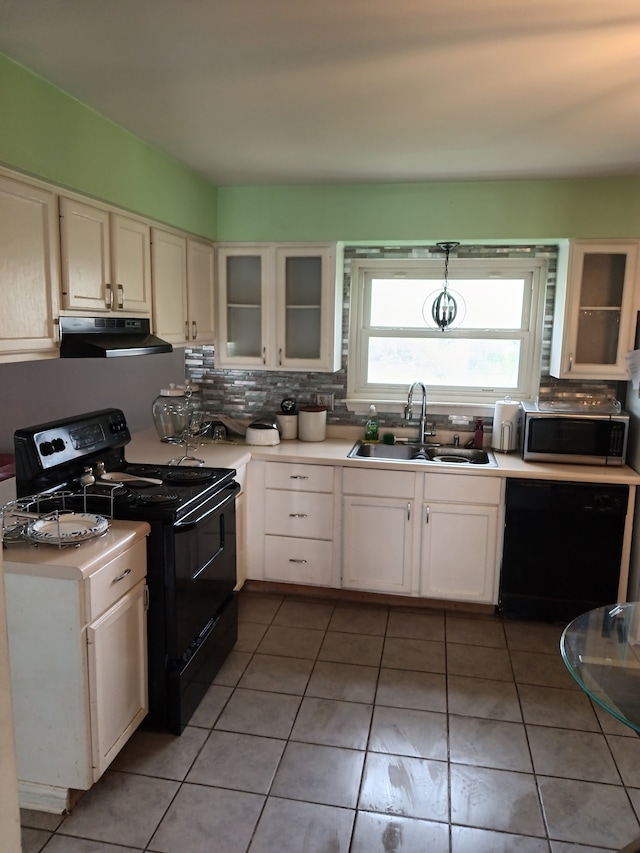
[[424, 473, 502, 505], [265, 462, 334, 493], [265, 536, 333, 586], [265, 489, 334, 539], [85, 538, 147, 622], [343, 467, 415, 499]]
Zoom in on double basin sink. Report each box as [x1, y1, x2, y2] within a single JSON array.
[[348, 441, 497, 467]]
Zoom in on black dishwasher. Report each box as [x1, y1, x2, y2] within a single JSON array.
[[499, 478, 629, 622]]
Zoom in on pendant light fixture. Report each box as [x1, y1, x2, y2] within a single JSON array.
[[430, 241, 460, 331]]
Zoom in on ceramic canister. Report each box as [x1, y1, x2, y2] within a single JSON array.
[[276, 413, 298, 440], [298, 406, 327, 442], [491, 397, 521, 452]]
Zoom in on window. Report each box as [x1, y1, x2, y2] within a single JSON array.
[[347, 256, 547, 404]]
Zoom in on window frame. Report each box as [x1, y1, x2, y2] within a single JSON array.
[[347, 256, 548, 405]]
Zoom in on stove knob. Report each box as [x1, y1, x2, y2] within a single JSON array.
[[39, 440, 54, 456], [52, 438, 65, 453]]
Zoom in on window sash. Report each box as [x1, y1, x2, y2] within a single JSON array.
[[347, 256, 547, 404]]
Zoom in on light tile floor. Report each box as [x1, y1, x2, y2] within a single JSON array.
[[20, 590, 640, 852]]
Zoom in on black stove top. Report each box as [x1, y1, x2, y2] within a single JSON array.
[[13, 409, 237, 524]]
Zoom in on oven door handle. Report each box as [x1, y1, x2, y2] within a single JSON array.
[[174, 481, 240, 530]]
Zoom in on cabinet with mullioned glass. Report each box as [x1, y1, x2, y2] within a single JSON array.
[[550, 240, 640, 379], [216, 243, 342, 371]]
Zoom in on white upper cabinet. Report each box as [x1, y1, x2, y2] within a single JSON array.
[[186, 238, 215, 344], [151, 228, 188, 343], [550, 240, 640, 379], [216, 243, 342, 372], [60, 197, 152, 314], [151, 229, 215, 345], [0, 174, 60, 358]]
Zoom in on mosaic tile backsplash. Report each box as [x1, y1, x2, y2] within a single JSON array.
[[184, 243, 620, 437]]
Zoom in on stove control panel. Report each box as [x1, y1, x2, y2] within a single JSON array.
[[15, 409, 131, 474]]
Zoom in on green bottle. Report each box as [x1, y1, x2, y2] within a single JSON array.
[[364, 405, 379, 440]]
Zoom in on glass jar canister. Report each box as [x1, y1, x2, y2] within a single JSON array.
[[152, 384, 198, 442]]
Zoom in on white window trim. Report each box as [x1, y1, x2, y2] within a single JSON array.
[[346, 257, 548, 408]]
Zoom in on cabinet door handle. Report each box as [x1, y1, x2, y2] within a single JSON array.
[[117, 283, 124, 308], [568, 353, 573, 372], [112, 567, 132, 583], [144, 584, 150, 611], [425, 505, 430, 524], [278, 347, 282, 365], [184, 321, 189, 341], [262, 347, 267, 364], [407, 502, 411, 521], [105, 283, 113, 309], [288, 558, 308, 563], [290, 475, 309, 480], [289, 513, 308, 518], [191, 320, 198, 340]]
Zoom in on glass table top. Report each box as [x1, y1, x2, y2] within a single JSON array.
[[561, 602, 640, 734]]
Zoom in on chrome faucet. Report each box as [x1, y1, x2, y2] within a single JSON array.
[[404, 382, 428, 443]]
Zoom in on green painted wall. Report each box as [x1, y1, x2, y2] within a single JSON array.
[[217, 179, 640, 242], [0, 53, 218, 238], [2, 51, 639, 244]]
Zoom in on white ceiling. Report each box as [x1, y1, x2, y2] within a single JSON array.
[[1, 0, 639, 186]]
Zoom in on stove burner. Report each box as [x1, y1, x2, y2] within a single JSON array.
[[163, 469, 215, 485], [137, 493, 180, 505], [126, 465, 163, 478]]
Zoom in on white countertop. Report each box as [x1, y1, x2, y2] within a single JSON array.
[[126, 426, 640, 486], [2, 520, 150, 581]]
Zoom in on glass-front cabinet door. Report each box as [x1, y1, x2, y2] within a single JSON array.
[[216, 243, 342, 372], [550, 240, 639, 379], [216, 246, 271, 368]]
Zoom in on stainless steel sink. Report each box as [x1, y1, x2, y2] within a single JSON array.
[[347, 441, 497, 467]]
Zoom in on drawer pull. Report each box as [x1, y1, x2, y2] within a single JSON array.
[[290, 475, 309, 480], [289, 558, 308, 563], [289, 513, 308, 518], [112, 568, 132, 583]]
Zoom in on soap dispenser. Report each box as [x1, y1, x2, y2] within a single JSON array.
[[474, 418, 484, 449], [364, 405, 379, 440]]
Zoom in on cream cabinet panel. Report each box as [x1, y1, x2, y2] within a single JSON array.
[[265, 490, 334, 539], [151, 228, 189, 343], [152, 230, 215, 345], [0, 174, 60, 358], [264, 536, 333, 586], [60, 198, 152, 314], [342, 495, 414, 594], [112, 214, 152, 313], [550, 240, 640, 379], [265, 462, 334, 492], [216, 243, 341, 372], [186, 238, 215, 343], [420, 502, 499, 603], [247, 460, 338, 587], [87, 579, 147, 778]]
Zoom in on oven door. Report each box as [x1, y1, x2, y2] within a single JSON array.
[[171, 482, 240, 658]]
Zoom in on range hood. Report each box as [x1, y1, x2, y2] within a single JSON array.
[[59, 317, 173, 358]]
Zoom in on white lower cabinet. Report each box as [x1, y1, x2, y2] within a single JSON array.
[[247, 461, 339, 587], [4, 526, 149, 813], [420, 473, 503, 604], [341, 468, 417, 594]]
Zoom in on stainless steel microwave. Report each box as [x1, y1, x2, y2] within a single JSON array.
[[521, 401, 629, 466]]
